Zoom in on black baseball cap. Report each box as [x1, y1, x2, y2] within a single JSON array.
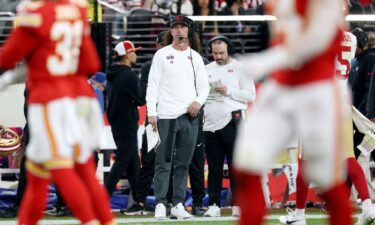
[[170, 15, 193, 27]]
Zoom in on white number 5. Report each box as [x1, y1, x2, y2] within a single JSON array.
[[47, 21, 83, 76]]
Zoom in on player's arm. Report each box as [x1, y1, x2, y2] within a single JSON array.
[[0, 66, 27, 90], [77, 25, 101, 76], [241, 0, 342, 79], [228, 75, 256, 103], [125, 72, 146, 106], [146, 53, 162, 117], [194, 56, 210, 106], [284, 0, 342, 65], [139, 61, 151, 102], [0, 27, 39, 69]]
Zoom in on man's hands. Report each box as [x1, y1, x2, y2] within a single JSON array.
[[148, 116, 158, 131], [215, 85, 228, 95], [187, 101, 201, 118], [149, 102, 202, 129]]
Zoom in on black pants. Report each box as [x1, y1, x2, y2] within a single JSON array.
[[14, 124, 29, 208], [105, 131, 140, 201], [134, 132, 156, 204], [204, 120, 237, 206], [188, 114, 205, 206], [353, 122, 364, 159]]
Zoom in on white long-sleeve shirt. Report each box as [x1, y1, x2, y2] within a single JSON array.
[[203, 59, 256, 131], [146, 45, 210, 119]]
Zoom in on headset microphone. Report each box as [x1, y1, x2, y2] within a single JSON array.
[[177, 36, 187, 41]]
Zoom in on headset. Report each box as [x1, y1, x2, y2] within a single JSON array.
[[352, 27, 368, 49], [208, 35, 235, 56]]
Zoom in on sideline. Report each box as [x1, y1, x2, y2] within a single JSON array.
[[0, 214, 352, 225]]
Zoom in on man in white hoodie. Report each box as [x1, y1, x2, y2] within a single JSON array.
[[203, 35, 256, 218], [146, 15, 209, 220]]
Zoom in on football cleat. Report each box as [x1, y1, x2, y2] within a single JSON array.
[[170, 203, 193, 220], [356, 205, 375, 225], [279, 208, 307, 225]]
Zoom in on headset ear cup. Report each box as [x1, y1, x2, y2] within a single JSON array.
[[359, 36, 366, 49], [228, 42, 235, 56], [188, 22, 196, 39], [352, 28, 368, 50], [188, 27, 193, 39]]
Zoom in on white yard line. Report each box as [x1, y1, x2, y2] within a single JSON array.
[[0, 214, 361, 225]]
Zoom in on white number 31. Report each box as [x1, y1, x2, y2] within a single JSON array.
[[47, 21, 83, 76]]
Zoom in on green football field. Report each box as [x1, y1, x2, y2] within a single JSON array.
[[0, 213, 357, 225]]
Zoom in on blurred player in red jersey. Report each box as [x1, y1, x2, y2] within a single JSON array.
[[279, 31, 375, 225], [0, 0, 115, 225], [233, 0, 352, 224]]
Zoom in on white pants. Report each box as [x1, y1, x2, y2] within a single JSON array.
[[234, 79, 349, 190], [26, 97, 104, 167], [74, 96, 104, 164]]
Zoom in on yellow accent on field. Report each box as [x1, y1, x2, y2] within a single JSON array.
[[88, 0, 102, 22]]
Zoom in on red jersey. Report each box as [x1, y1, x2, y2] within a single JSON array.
[[0, 0, 99, 103], [265, 0, 344, 86], [335, 31, 357, 81]]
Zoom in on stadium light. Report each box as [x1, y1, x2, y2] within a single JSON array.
[[188, 15, 375, 22], [0, 12, 14, 16], [188, 15, 277, 21], [346, 14, 375, 21]]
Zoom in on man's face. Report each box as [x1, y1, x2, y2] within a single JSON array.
[[171, 24, 189, 40], [212, 41, 230, 65], [198, 0, 210, 8], [126, 51, 137, 66]]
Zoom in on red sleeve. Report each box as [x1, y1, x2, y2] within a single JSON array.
[[77, 33, 101, 77], [0, 27, 39, 69]]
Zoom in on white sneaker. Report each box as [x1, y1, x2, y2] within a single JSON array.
[[204, 204, 221, 217], [232, 205, 241, 217], [170, 203, 193, 220], [154, 203, 166, 220], [279, 208, 307, 225], [356, 205, 375, 225]]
